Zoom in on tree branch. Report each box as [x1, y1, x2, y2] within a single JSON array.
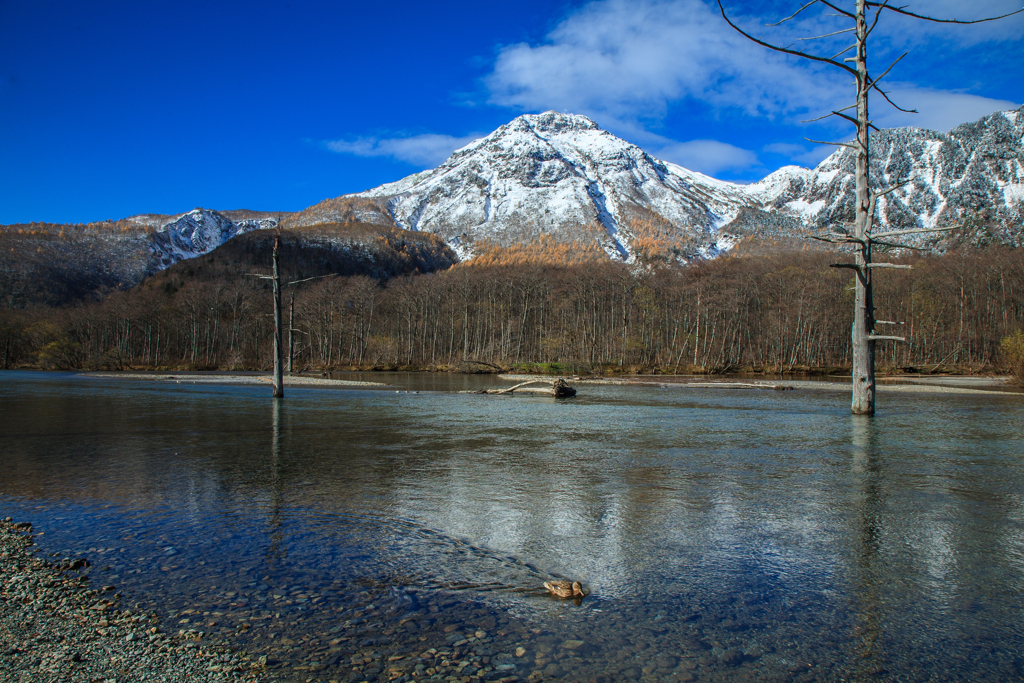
[[865, 0, 892, 36], [802, 103, 856, 123], [805, 137, 857, 147], [871, 225, 961, 239], [871, 84, 918, 113], [871, 239, 926, 250], [818, 1, 856, 19], [808, 232, 857, 244], [866, 263, 913, 269], [767, 0, 821, 26], [866, 52, 908, 89], [718, 1, 857, 75], [835, 109, 861, 126], [867, 177, 912, 220], [865, 2, 1024, 24], [829, 43, 858, 59], [285, 273, 337, 287], [872, 178, 912, 200], [796, 27, 856, 41]]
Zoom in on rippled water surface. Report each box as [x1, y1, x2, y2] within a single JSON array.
[[2, 371, 1024, 682]]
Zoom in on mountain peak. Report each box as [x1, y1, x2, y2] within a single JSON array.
[[445, 111, 608, 163], [512, 111, 602, 134]]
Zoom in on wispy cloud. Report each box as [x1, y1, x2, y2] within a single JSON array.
[[480, 0, 1022, 176], [485, 0, 846, 127], [763, 142, 834, 168], [871, 87, 1019, 131], [326, 1, 1020, 179], [326, 133, 483, 168], [654, 139, 758, 175], [870, 0, 1024, 46]]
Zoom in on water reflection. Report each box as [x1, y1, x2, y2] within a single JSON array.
[[849, 415, 885, 677], [1, 372, 1024, 681], [266, 398, 286, 570]]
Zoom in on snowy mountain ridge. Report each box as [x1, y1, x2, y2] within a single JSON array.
[[3, 104, 1020, 307], [341, 107, 1024, 260], [348, 111, 760, 262]]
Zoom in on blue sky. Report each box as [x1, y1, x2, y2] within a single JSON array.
[[1, 0, 1021, 224]]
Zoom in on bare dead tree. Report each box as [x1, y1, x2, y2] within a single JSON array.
[[272, 234, 284, 397], [252, 231, 337, 399], [287, 292, 295, 374], [719, 0, 1022, 415]]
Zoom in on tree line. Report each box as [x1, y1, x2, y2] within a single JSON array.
[[1, 247, 1022, 376]]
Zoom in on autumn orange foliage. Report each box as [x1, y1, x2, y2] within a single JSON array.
[[462, 234, 607, 267]]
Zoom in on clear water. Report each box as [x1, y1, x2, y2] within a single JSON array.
[[2, 370, 1024, 682]]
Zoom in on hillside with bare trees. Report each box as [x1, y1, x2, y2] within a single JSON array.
[[2, 245, 1020, 376]]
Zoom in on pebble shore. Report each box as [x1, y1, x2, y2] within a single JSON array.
[[0, 518, 265, 683]]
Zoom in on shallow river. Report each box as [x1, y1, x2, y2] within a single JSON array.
[[2, 371, 1024, 682]]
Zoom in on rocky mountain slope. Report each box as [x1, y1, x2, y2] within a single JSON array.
[[330, 107, 1023, 260], [0, 209, 453, 307], [0, 209, 284, 307], [747, 106, 1024, 248], [149, 209, 280, 269], [342, 111, 758, 262], [146, 223, 457, 292]]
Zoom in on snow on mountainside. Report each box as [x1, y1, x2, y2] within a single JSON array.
[[350, 111, 760, 262], [741, 105, 1024, 246], [148, 209, 278, 269], [342, 107, 1024, 260], [0, 208, 282, 307]]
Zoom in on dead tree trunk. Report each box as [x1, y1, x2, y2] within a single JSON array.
[[253, 227, 341, 399], [287, 292, 295, 374], [467, 378, 577, 397], [851, 0, 875, 415], [272, 234, 284, 399]]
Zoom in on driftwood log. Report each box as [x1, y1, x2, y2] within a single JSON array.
[[464, 378, 577, 398]]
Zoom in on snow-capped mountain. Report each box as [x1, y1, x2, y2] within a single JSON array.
[[335, 107, 1023, 260], [148, 208, 278, 268], [347, 111, 760, 262], [750, 106, 1024, 247]]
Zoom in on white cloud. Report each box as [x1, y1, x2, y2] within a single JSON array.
[[326, 133, 483, 168], [763, 142, 834, 168], [871, 87, 1020, 131], [483, 0, 1022, 134], [871, 0, 1024, 47], [763, 142, 808, 157], [325, 0, 1020, 179], [654, 139, 758, 175], [485, 0, 846, 126]]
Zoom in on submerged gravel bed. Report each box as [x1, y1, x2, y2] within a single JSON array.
[[497, 374, 1020, 395], [0, 518, 265, 683], [83, 373, 388, 387]]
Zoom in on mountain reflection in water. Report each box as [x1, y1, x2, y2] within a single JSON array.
[[2, 371, 1023, 682]]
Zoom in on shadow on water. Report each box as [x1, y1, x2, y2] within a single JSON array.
[[849, 415, 887, 678], [2, 371, 1024, 681]]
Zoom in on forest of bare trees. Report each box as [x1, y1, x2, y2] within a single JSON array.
[[2, 246, 1022, 377]]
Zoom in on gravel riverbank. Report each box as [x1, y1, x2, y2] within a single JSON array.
[[0, 518, 265, 683]]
